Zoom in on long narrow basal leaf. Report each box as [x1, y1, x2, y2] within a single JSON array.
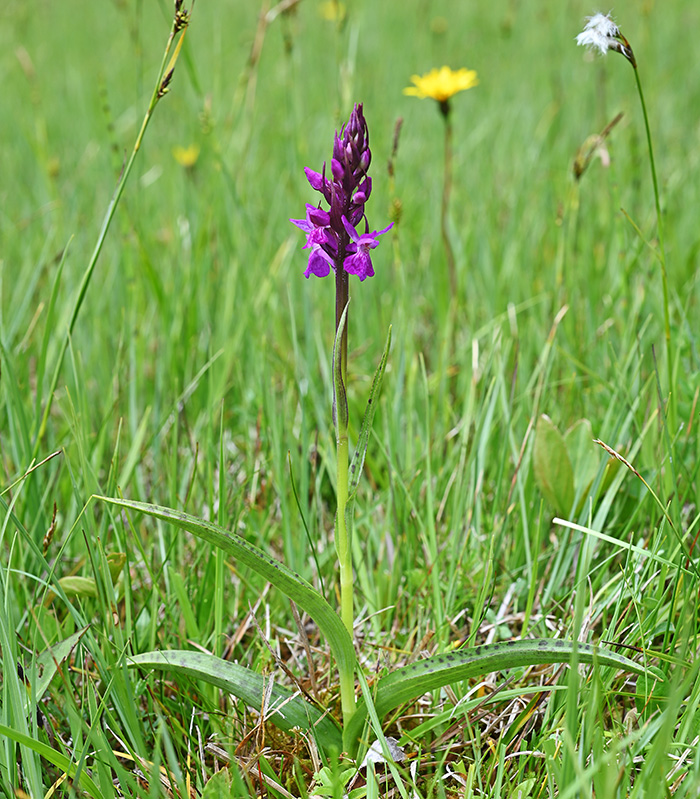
[[95, 497, 356, 681], [347, 325, 392, 504], [128, 650, 342, 751], [343, 639, 662, 750]]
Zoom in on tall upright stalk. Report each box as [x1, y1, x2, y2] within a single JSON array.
[[632, 67, 675, 432], [332, 288, 354, 724], [576, 12, 675, 432], [440, 103, 457, 297], [32, 2, 193, 456], [334, 254, 352, 638]]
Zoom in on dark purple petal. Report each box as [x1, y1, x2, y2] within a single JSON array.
[[307, 205, 330, 226], [304, 168, 326, 191], [331, 158, 344, 181], [341, 215, 361, 242]]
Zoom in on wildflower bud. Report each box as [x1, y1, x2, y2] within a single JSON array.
[[331, 159, 344, 181], [308, 206, 331, 226], [304, 168, 326, 192]]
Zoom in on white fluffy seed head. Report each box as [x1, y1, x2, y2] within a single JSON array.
[[576, 12, 621, 55]]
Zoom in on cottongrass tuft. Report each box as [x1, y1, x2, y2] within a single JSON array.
[[576, 12, 636, 66]]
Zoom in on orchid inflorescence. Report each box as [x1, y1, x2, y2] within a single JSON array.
[[291, 104, 392, 282]]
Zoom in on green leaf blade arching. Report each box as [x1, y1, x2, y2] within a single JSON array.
[[343, 639, 662, 751], [128, 650, 342, 751], [95, 497, 356, 688]]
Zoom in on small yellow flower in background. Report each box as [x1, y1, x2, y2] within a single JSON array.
[[403, 66, 478, 104], [172, 144, 200, 168], [319, 0, 346, 22]]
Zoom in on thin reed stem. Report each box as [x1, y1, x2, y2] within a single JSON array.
[[632, 66, 675, 432], [32, 8, 192, 455], [334, 260, 352, 635]]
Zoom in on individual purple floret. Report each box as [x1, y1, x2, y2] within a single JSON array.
[[290, 204, 335, 278], [342, 216, 393, 281], [291, 104, 392, 281]]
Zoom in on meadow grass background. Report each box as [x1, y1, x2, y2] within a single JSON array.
[[2, 0, 700, 796]]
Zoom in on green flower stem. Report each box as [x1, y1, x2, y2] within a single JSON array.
[[334, 255, 355, 724], [32, 11, 190, 455], [335, 252, 349, 403], [440, 102, 457, 296], [336, 431, 352, 634], [632, 66, 675, 431]]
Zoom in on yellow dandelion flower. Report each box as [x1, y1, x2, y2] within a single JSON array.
[[172, 144, 200, 169], [403, 66, 478, 103]]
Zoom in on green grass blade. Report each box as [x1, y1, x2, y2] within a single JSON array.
[[128, 650, 342, 751], [344, 639, 661, 748], [0, 723, 102, 798], [95, 496, 356, 684], [32, 9, 192, 454], [32, 238, 70, 435], [347, 325, 392, 503], [333, 300, 349, 435]]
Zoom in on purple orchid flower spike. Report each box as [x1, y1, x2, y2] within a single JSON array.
[[291, 103, 392, 281]]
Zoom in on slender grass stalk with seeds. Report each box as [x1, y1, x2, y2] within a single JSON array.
[[576, 12, 675, 433], [33, 1, 193, 455]]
